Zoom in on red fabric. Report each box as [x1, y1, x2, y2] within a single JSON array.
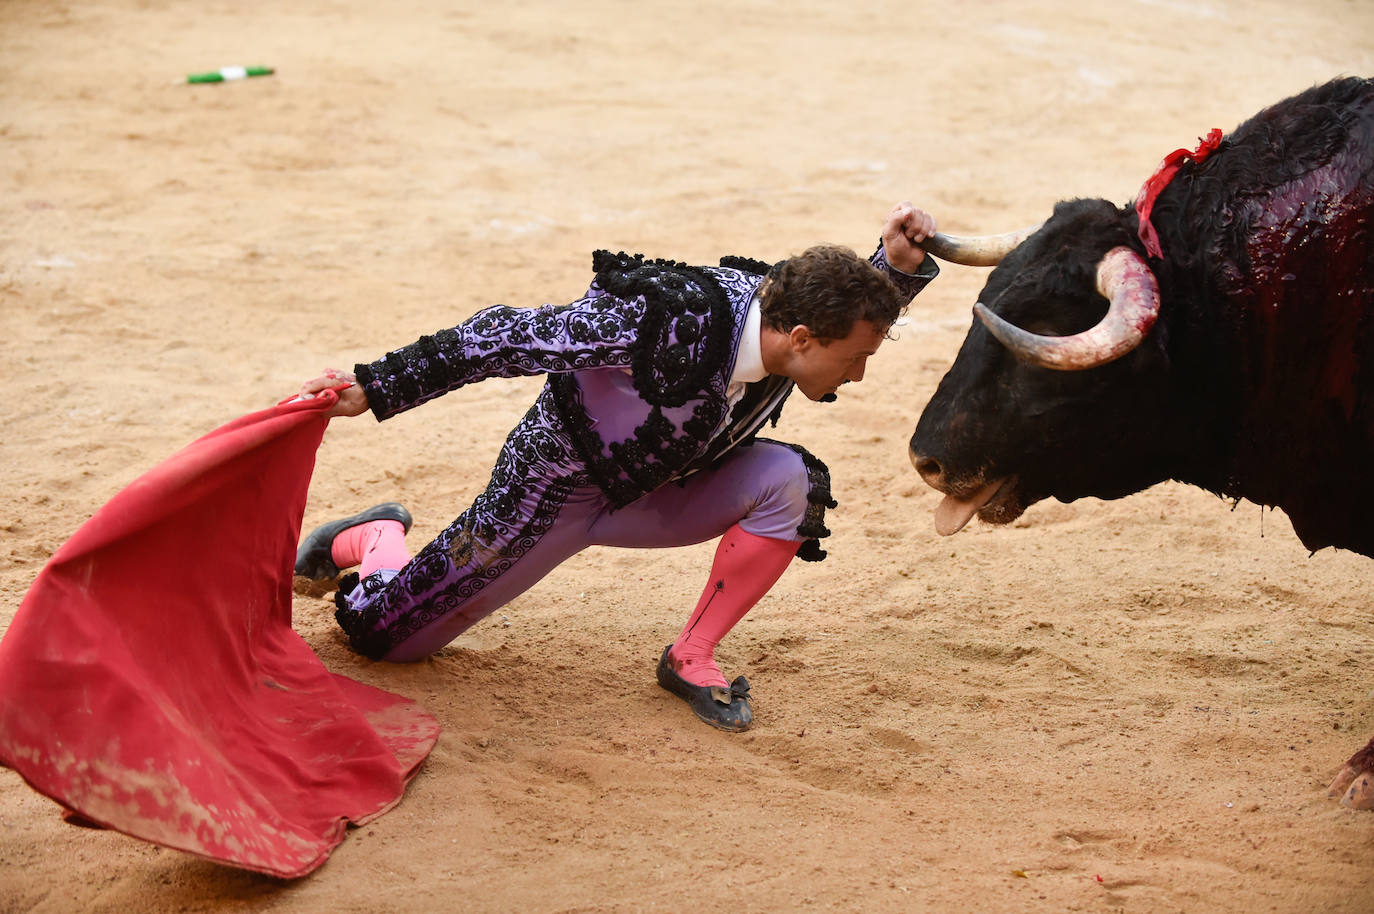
[[0, 390, 439, 878], [1134, 127, 1224, 258]]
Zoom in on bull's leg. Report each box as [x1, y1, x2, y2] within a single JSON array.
[[1327, 737, 1374, 809]]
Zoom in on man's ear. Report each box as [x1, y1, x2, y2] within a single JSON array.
[[788, 324, 814, 351]]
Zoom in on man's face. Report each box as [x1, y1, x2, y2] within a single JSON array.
[[784, 319, 887, 401]]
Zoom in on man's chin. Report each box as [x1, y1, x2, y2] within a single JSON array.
[[797, 384, 838, 402]]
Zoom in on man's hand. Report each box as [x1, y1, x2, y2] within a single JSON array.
[[882, 202, 936, 274], [297, 368, 368, 418]]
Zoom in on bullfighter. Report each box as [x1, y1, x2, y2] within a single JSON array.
[[293, 202, 938, 731]]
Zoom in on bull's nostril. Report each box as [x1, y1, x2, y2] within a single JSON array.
[[914, 456, 943, 481]]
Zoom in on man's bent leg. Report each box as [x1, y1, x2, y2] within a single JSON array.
[[590, 441, 833, 729], [334, 390, 609, 661], [335, 483, 609, 661], [588, 441, 830, 550]]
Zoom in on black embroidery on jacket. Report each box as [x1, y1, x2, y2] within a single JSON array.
[[549, 375, 640, 507], [590, 250, 735, 409], [355, 304, 638, 420], [545, 252, 763, 508], [678, 375, 794, 479], [718, 255, 778, 277]]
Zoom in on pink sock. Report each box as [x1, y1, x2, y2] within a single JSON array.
[[669, 524, 801, 688], [330, 520, 411, 577]]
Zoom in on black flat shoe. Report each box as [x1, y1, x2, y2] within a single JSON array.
[[294, 502, 413, 580], [655, 644, 753, 732]]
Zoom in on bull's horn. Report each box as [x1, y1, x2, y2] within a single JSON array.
[[923, 225, 1042, 267], [973, 246, 1161, 370]]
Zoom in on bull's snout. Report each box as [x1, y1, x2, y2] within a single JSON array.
[[909, 446, 949, 493]]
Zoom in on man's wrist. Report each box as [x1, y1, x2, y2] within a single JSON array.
[[884, 247, 937, 278]]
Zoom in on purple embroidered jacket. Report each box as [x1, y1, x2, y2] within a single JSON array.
[[355, 246, 936, 508]]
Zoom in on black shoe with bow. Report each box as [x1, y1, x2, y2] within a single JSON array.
[[655, 644, 753, 732]]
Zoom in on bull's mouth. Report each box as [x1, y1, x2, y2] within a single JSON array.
[[932, 475, 1023, 536]]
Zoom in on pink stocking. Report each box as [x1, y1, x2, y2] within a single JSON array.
[[669, 524, 801, 688], [330, 521, 411, 578]]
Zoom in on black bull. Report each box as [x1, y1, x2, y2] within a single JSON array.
[[908, 76, 1374, 805]]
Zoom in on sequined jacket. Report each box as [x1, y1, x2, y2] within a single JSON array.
[[355, 246, 936, 508]]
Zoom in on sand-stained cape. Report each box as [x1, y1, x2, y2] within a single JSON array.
[[0, 390, 439, 878]]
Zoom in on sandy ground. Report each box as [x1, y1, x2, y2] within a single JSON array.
[[3, 1, 1374, 911]]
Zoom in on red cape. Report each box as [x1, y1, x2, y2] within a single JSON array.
[[0, 391, 439, 878]]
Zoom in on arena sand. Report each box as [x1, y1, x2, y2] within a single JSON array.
[[2, 1, 1373, 911]]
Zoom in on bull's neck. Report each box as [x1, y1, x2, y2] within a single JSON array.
[[1155, 281, 1243, 499]]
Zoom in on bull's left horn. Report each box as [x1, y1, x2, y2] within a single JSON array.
[[973, 246, 1161, 370], [923, 225, 1042, 267]]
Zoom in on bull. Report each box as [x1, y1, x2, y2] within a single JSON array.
[[908, 76, 1374, 807]]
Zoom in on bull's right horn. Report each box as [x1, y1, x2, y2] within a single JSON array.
[[923, 224, 1042, 267], [973, 246, 1162, 371]]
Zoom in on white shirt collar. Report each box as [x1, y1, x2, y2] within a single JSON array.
[[730, 292, 768, 386]]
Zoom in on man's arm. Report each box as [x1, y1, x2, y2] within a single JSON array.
[[357, 293, 650, 420], [299, 288, 648, 422]]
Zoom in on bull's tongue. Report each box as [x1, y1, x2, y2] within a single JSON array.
[[933, 478, 1006, 536]]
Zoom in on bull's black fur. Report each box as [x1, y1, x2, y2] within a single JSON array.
[[913, 76, 1374, 556]]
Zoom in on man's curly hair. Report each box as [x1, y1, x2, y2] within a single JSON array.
[[759, 244, 907, 340]]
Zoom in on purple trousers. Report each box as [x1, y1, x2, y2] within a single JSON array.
[[335, 389, 822, 661]]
